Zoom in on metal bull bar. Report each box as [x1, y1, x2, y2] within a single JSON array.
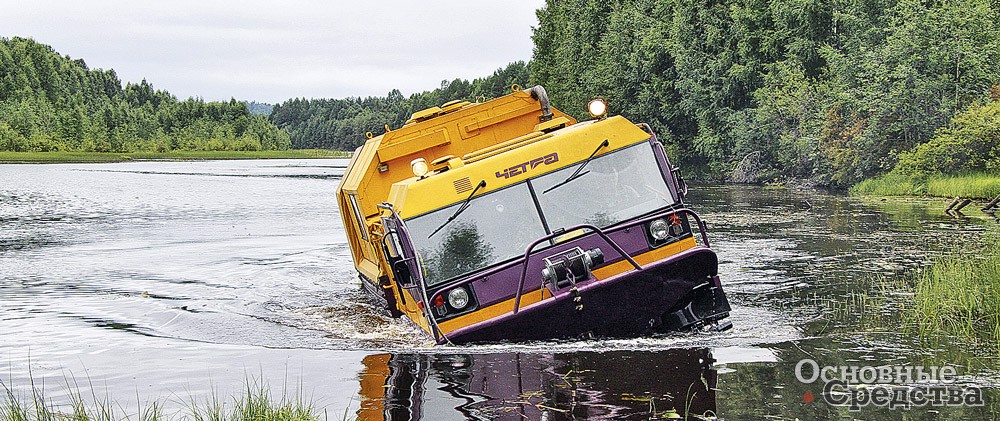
[[512, 208, 712, 314]]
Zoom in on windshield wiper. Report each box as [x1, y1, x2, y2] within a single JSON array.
[[542, 139, 609, 194], [428, 179, 487, 238]]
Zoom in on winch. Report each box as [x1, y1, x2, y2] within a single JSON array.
[[541, 247, 605, 288]]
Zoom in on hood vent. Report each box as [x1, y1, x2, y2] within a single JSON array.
[[453, 177, 473, 194]]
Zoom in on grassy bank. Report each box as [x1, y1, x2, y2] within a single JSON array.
[[835, 229, 1000, 351], [911, 232, 1000, 348], [849, 173, 926, 196], [0, 149, 349, 164], [851, 173, 1000, 199], [1, 375, 324, 421]]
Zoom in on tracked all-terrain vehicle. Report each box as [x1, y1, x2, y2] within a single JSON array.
[[336, 86, 731, 344]]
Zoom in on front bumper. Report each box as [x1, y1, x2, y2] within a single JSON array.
[[442, 246, 731, 344]]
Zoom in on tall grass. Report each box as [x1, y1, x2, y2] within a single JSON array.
[[827, 227, 1000, 352], [851, 172, 1000, 199], [912, 238, 1000, 348], [1, 374, 323, 421], [927, 174, 1000, 199], [188, 376, 318, 421], [849, 173, 927, 196], [828, 274, 912, 331]]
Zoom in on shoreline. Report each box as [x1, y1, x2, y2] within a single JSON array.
[[0, 149, 350, 164], [851, 173, 1000, 200]]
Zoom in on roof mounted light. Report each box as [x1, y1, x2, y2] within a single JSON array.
[[587, 98, 608, 119], [410, 158, 429, 178]]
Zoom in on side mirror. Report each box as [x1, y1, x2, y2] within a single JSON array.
[[673, 167, 688, 200]]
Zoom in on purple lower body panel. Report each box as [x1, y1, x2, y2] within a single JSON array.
[[442, 247, 731, 344]]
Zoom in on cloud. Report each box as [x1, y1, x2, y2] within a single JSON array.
[[0, 0, 544, 102]]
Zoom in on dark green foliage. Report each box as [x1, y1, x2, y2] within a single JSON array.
[[0, 37, 290, 152], [894, 99, 1000, 176], [270, 61, 531, 150], [530, 0, 1000, 186], [11, 0, 995, 183]]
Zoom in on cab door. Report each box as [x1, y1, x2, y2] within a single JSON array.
[[385, 212, 438, 336]]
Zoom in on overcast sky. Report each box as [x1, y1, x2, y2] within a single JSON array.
[[1, 1, 546, 103]]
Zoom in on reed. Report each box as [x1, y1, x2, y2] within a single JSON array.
[[926, 174, 1000, 199], [851, 172, 1000, 199], [849, 173, 926, 196], [0, 374, 322, 421], [825, 228, 1000, 351], [911, 238, 1000, 348]]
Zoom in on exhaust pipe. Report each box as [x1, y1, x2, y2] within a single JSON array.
[[525, 85, 554, 122]]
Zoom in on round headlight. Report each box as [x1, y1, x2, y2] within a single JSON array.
[[410, 158, 429, 177], [447, 288, 470, 309], [587, 98, 608, 118], [649, 219, 670, 241]]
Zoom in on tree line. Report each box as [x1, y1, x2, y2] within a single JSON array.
[[0, 37, 290, 153], [273, 0, 998, 186], [529, 0, 1000, 186], [269, 62, 530, 150], [6, 0, 997, 187]]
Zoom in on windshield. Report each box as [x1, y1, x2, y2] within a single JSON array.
[[404, 141, 674, 287], [405, 183, 547, 287], [533, 142, 674, 229]]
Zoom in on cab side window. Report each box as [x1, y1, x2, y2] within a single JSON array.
[[348, 194, 369, 241]]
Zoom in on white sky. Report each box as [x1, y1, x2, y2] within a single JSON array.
[[0, 1, 545, 103]]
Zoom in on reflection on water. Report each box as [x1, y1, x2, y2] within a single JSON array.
[[2, 161, 999, 419], [357, 349, 717, 420]]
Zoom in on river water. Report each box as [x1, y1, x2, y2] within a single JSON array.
[[1, 159, 997, 420]]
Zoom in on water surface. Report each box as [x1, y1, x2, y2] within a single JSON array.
[[1, 160, 997, 419]]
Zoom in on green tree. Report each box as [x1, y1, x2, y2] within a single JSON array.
[[0, 37, 291, 153], [894, 97, 1000, 175]]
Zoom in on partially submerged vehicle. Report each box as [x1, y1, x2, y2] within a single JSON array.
[[336, 86, 731, 344]]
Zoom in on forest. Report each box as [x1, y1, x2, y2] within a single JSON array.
[[269, 62, 530, 150], [529, 0, 1000, 186], [272, 0, 999, 187], [4, 0, 998, 186], [0, 37, 290, 153]]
